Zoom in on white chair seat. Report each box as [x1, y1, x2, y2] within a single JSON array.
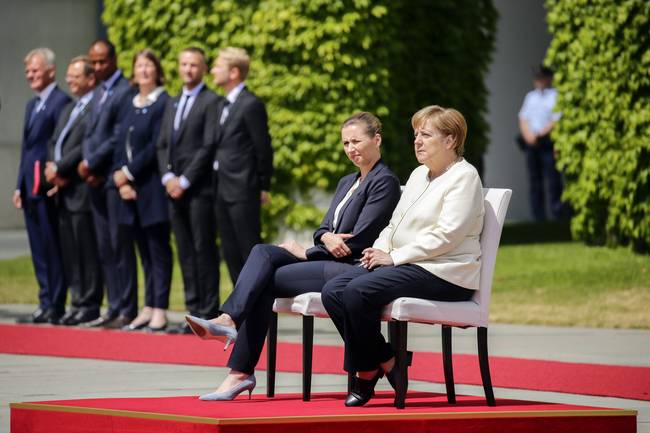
[[386, 297, 485, 328]]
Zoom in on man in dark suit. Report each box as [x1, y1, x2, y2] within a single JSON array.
[[43, 55, 102, 326], [210, 47, 273, 284], [78, 39, 135, 328], [157, 47, 222, 333], [13, 48, 70, 324]]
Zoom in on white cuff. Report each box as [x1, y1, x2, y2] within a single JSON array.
[[213, 160, 219, 171], [121, 166, 134, 181], [161, 172, 175, 185], [179, 175, 191, 190]]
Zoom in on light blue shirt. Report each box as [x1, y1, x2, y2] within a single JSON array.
[[518, 87, 561, 134]]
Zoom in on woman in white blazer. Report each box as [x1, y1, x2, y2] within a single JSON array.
[[322, 105, 485, 407]]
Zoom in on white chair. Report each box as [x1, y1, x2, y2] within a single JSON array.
[[266, 188, 512, 408]]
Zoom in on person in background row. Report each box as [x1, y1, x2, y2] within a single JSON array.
[[211, 47, 273, 284], [156, 47, 223, 334], [112, 49, 172, 332], [322, 105, 484, 407], [79, 39, 136, 328], [518, 65, 563, 221], [186, 112, 401, 401], [13, 47, 70, 325], [44, 55, 102, 326]]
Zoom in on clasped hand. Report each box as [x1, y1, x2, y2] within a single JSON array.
[[321, 232, 353, 258], [360, 247, 393, 269]]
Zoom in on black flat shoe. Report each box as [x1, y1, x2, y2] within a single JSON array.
[[386, 351, 413, 390], [345, 370, 384, 407]]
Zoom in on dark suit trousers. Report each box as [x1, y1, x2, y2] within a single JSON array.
[[321, 264, 474, 373], [23, 197, 66, 315], [170, 195, 220, 317], [58, 207, 102, 314], [217, 197, 261, 284], [89, 187, 137, 317], [124, 218, 173, 310], [221, 244, 356, 374]]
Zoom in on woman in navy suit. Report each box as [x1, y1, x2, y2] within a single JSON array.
[[112, 49, 172, 332], [186, 112, 401, 400]]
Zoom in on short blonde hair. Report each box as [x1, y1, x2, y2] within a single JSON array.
[[24, 48, 55, 68], [411, 105, 468, 157], [218, 47, 250, 80]]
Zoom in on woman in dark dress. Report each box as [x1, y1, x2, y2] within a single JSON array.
[[112, 49, 172, 332]]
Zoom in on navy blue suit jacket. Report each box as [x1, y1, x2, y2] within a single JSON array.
[[17, 86, 71, 200], [113, 91, 170, 227], [82, 72, 132, 182], [306, 160, 401, 263]]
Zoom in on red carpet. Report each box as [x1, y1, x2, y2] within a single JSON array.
[[10, 392, 637, 433], [1, 323, 649, 402]]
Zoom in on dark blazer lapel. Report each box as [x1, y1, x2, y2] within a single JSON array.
[[175, 86, 206, 142], [331, 174, 359, 232], [23, 98, 36, 140], [333, 160, 386, 231], [219, 87, 247, 134], [62, 104, 90, 148]]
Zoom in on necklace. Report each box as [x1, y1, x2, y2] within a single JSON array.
[[429, 157, 461, 181]]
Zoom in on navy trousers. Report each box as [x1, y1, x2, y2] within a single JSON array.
[[221, 244, 356, 374], [321, 264, 474, 373], [89, 187, 136, 317], [524, 146, 563, 221], [23, 197, 65, 315]]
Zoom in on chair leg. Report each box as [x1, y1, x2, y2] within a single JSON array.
[[393, 320, 408, 409], [477, 326, 496, 406], [441, 325, 456, 403], [302, 315, 314, 401], [266, 312, 278, 398]]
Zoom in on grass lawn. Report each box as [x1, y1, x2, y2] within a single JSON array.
[[1, 223, 648, 328]]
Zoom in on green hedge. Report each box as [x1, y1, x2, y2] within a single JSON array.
[[103, 0, 496, 238], [546, 0, 650, 252]]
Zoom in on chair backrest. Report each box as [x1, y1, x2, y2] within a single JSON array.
[[474, 188, 512, 324]]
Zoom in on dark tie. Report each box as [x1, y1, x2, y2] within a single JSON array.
[[219, 99, 231, 125], [27, 97, 41, 129]]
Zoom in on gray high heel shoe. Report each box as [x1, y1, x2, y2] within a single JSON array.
[[199, 375, 256, 401], [185, 315, 238, 350]]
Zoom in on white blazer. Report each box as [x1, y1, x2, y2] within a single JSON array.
[[373, 159, 484, 290]]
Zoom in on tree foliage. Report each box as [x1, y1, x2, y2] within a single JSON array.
[[546, 0, 650, 252], [103, 0, 497, 238]]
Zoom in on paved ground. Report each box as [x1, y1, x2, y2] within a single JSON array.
[[1, 305, 649, 433]]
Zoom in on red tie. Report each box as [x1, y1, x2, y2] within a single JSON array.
[[32, 160, 41, 196]]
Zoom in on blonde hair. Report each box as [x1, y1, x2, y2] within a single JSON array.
[[218, 47, 250, 80], [411, 105, 467, 157], [24, 48, 55, 68]]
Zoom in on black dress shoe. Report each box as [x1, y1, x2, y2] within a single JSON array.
[[386, 351, 413, 390], [79, 313, 111, 328], [166, 322, 192, 334], [101, 315, 132, 329], [345, 370, 384, 407], [77, 311, 103, 326], [61, 310, 81, 326]]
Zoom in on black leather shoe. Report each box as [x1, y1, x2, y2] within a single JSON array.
[[79, 314, 110, 328], [101, 315, 132, 329], [77, 311, 103, 326], [61, 310, 81, 326], [386, 351, 413, 391], [166, 322, 192, 334], [345, 370, 384, 407]]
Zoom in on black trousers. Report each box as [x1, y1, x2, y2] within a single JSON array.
[[58, 207, 102, 314], [170, 195, 220, 317], [321, 264, 474, 373], [89, 187, 136, 317], [216, 197, 261, 285], [221, 244, 356, 374]]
